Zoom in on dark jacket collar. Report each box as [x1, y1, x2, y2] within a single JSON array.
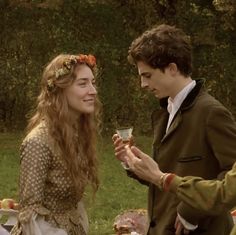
[[159, 79, 205, 111]]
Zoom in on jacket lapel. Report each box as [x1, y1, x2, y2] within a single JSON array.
[[152, 109, 168, 145], [153, 79, 205, 144], [161, 112, 182, 142]]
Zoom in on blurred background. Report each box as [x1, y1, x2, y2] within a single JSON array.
[[0, 0, 236, 135], [1, 1, 236, 234]]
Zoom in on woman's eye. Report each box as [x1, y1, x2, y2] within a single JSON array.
[[78, 82, 87, 86]]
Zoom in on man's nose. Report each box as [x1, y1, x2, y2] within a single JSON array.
[[140, 77, 148, 89]]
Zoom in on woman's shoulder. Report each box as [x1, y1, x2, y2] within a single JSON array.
[[22, 121, 50, 148], [21, 121, 61, 157]]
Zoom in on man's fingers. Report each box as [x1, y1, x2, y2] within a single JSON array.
[[174, 217, 189, 235], [174, 216, 180, 230], [125, 146, 137, 161], [112, 134, 121, 143], [175, 223, 182, 235], [112, 133, 118, 141], [124, 146, 141, 169], [130, 146, 148, 160], [115, 149, 125, 157], [115, 143, 126, 152]]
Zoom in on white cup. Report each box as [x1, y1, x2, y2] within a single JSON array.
[[116, 126, 133, 143]]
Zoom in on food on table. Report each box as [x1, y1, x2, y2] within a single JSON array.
[[113, 209, 147, 235], [0, 198, 19, 210]]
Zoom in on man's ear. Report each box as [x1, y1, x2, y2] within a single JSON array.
[[167, 63, 178, 76]]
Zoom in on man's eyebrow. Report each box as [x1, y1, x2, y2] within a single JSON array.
[[140, 72, 151, 76]]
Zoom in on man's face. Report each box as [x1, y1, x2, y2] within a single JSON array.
[[137, 61, 176, 99]]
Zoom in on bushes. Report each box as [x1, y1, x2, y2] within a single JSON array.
[[0, 0, 235, 133]]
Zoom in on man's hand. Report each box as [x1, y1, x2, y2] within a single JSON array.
[[175, 216, 190, 235], [112, 134, 131, 163], [124, 146, 163, 184]]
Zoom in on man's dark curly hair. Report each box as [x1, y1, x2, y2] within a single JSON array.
[[128, 24, 192, 77]]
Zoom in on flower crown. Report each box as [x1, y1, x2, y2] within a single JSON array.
[[47, 54, 96, 91]]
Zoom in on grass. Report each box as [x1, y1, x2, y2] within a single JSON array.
[[0, 132, 153, 234]]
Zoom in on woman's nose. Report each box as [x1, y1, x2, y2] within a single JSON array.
[[89, 84, 97, 94]]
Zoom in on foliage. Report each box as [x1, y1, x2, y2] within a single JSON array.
[[0, 0, 236, 133]]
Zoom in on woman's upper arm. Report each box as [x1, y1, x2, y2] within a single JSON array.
[[19, 137, 51, 207]]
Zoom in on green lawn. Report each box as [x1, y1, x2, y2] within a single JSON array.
[[0, 132, 152, 234]]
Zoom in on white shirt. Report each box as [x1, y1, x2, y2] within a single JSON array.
[[166, 80, 196, 132]]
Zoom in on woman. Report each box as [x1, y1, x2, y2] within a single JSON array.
[[123, 145, 236, 235], [11, 54, 101, 235]]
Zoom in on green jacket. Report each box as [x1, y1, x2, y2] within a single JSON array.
[[147, 79, 236, 235], [169, 162, 236, 235]]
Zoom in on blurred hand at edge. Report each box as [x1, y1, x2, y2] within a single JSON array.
[[175, 216, 190, 235]]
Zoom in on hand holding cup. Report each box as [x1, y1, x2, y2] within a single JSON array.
[[112, 126, 134, 163]]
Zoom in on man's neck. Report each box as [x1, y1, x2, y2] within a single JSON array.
[[169, 76, 193, 100]]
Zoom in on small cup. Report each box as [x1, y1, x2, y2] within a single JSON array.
[[116, 126, 133, 144]]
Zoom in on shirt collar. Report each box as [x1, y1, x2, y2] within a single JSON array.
[[167, 80, 196, 114]]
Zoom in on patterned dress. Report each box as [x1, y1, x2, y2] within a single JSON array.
[[11, 122, 87, 235]]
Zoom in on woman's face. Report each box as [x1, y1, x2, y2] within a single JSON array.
[[64, 64, 97, 116]]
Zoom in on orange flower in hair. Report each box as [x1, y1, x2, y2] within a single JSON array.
[[47, 54, 97, 92], [77, 54, 96, 68]]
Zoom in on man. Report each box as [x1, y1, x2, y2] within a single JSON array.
[[113, 24, 236, 235], [123, 145, 236, 235]]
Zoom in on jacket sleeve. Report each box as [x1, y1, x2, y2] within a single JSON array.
[[206, 104, 236, 179], [177, 104, 236, 224], [18, 137, 51, 224], [170, 162, 236, 217]]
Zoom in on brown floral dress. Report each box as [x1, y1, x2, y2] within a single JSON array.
[[11, 122, 87, 235]]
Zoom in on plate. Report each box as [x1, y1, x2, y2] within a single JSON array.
[[0, 209, 18, 215]]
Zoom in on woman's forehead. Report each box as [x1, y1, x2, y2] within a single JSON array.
[[75, 64, 94, 79]]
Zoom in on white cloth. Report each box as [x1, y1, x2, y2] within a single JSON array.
[[0, 225, 10, 235], [22, 213, 67, 235], [20, 201, 88, 235], [178, 213, 198, 230], [166, 80, 196, 132]]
